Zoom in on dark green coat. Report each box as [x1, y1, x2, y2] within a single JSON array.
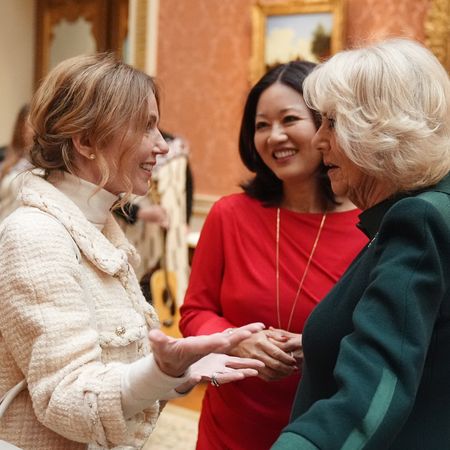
[[272, 174, 450, 450]]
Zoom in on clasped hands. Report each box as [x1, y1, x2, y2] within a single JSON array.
[[228, 327, 303, 382]]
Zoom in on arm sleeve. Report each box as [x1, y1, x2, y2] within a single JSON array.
[[0, 211, 155, 447], [121, 354, 190, 418], [273, 197, 450, 450], [179, 201, 235, 336]]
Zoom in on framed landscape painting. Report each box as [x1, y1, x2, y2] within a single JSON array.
[[250, 0, 345, 82]]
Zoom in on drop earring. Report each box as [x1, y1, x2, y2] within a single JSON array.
[[88, 153, 96, 160]]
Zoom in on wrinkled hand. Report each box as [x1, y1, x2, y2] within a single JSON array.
[[174, 353, 264, 393], [148, 322, 265, 378], [228, 330, 297, 382], [137, 204, 169, 229], [267, 327, 303, 366]]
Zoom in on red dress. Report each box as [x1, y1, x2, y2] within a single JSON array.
[[179, 193, 367, 450]]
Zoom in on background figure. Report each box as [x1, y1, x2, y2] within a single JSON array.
[[180, 61, 368, 450], [0, 53, 265, 450], [116, 130, 193, 312], [272, 39, 450, 450], [0, 104, 33, 222], [158, 130, 194, 227]]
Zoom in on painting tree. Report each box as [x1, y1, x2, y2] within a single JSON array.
[[311, 23, 331, 61]]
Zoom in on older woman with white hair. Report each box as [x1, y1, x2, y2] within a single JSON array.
[[272, 38, 450, 450]]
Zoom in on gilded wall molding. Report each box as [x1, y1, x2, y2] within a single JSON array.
[[133, 0, 148, 71], [425, 0, 450, 70]]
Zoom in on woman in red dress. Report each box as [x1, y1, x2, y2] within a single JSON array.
[[179, 61, 368, 450]]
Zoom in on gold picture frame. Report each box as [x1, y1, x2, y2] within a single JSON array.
[[35, 0, 129, 87], [250, 0, 345, 83], [425, 0, 450, 72]]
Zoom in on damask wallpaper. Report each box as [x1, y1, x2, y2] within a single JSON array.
[[157, 0, 430, 198]]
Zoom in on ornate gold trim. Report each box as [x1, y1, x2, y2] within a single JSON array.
[[35, 0, 109, 85], [35, 0, 130, 87], [250, 0, 345, 84], [134, 0, 148, 71], [425, 0, 450, 71]]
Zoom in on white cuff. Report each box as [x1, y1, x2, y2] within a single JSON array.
[[121, 354, 191, 418]]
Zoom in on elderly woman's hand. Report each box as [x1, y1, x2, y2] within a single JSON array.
[[174, 353, 265, 393], [148, 322, 265, 378]]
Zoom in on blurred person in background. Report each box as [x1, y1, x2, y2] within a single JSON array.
[[0, 104, 33, 222]]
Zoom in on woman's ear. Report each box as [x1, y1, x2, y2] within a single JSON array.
[[72, 134, 96, 160]]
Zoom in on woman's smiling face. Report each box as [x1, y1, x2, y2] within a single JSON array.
[[102, 93, 169, 196], [253, 82, 321, 184]]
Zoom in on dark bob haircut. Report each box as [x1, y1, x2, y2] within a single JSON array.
[[239, 60, 336, 206]]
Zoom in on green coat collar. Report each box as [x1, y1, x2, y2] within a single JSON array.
[[357, 172, 450, 239]]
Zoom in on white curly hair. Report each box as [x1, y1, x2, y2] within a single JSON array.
[[303, 38, 450, 191]]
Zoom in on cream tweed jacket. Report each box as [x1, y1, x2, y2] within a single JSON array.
[[0, 173, 161, 449]]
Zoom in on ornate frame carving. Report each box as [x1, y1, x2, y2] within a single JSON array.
[[250, 0, 345, 83], [425, 0, 450, 71], [35, 0, 129, 86]]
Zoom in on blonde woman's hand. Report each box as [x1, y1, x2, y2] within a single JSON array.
[[148, 322, 265, 378], [174, 353, 265, 393]]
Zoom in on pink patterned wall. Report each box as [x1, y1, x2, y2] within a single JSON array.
[[346, 0, 429, 44], [157, 0, 430, 197]]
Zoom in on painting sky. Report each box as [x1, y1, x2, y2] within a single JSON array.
[[265, 13, 332, 64]]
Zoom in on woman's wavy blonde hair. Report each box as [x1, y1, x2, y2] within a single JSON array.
[[303, 38, 450, 191], [29, 53, 158, 203]]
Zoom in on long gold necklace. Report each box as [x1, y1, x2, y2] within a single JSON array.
[[276, 208, 327, 331]]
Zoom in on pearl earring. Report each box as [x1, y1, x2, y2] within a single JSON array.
[[88, 153, 96, 160]]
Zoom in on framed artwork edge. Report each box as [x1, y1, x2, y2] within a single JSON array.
[[250, 0, 345, 84], [425, 0, 450, 72]]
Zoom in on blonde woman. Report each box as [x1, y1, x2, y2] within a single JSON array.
[[0, 54, 264, 450]]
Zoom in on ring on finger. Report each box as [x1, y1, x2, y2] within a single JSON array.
[[211, 372, 220, 387]]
